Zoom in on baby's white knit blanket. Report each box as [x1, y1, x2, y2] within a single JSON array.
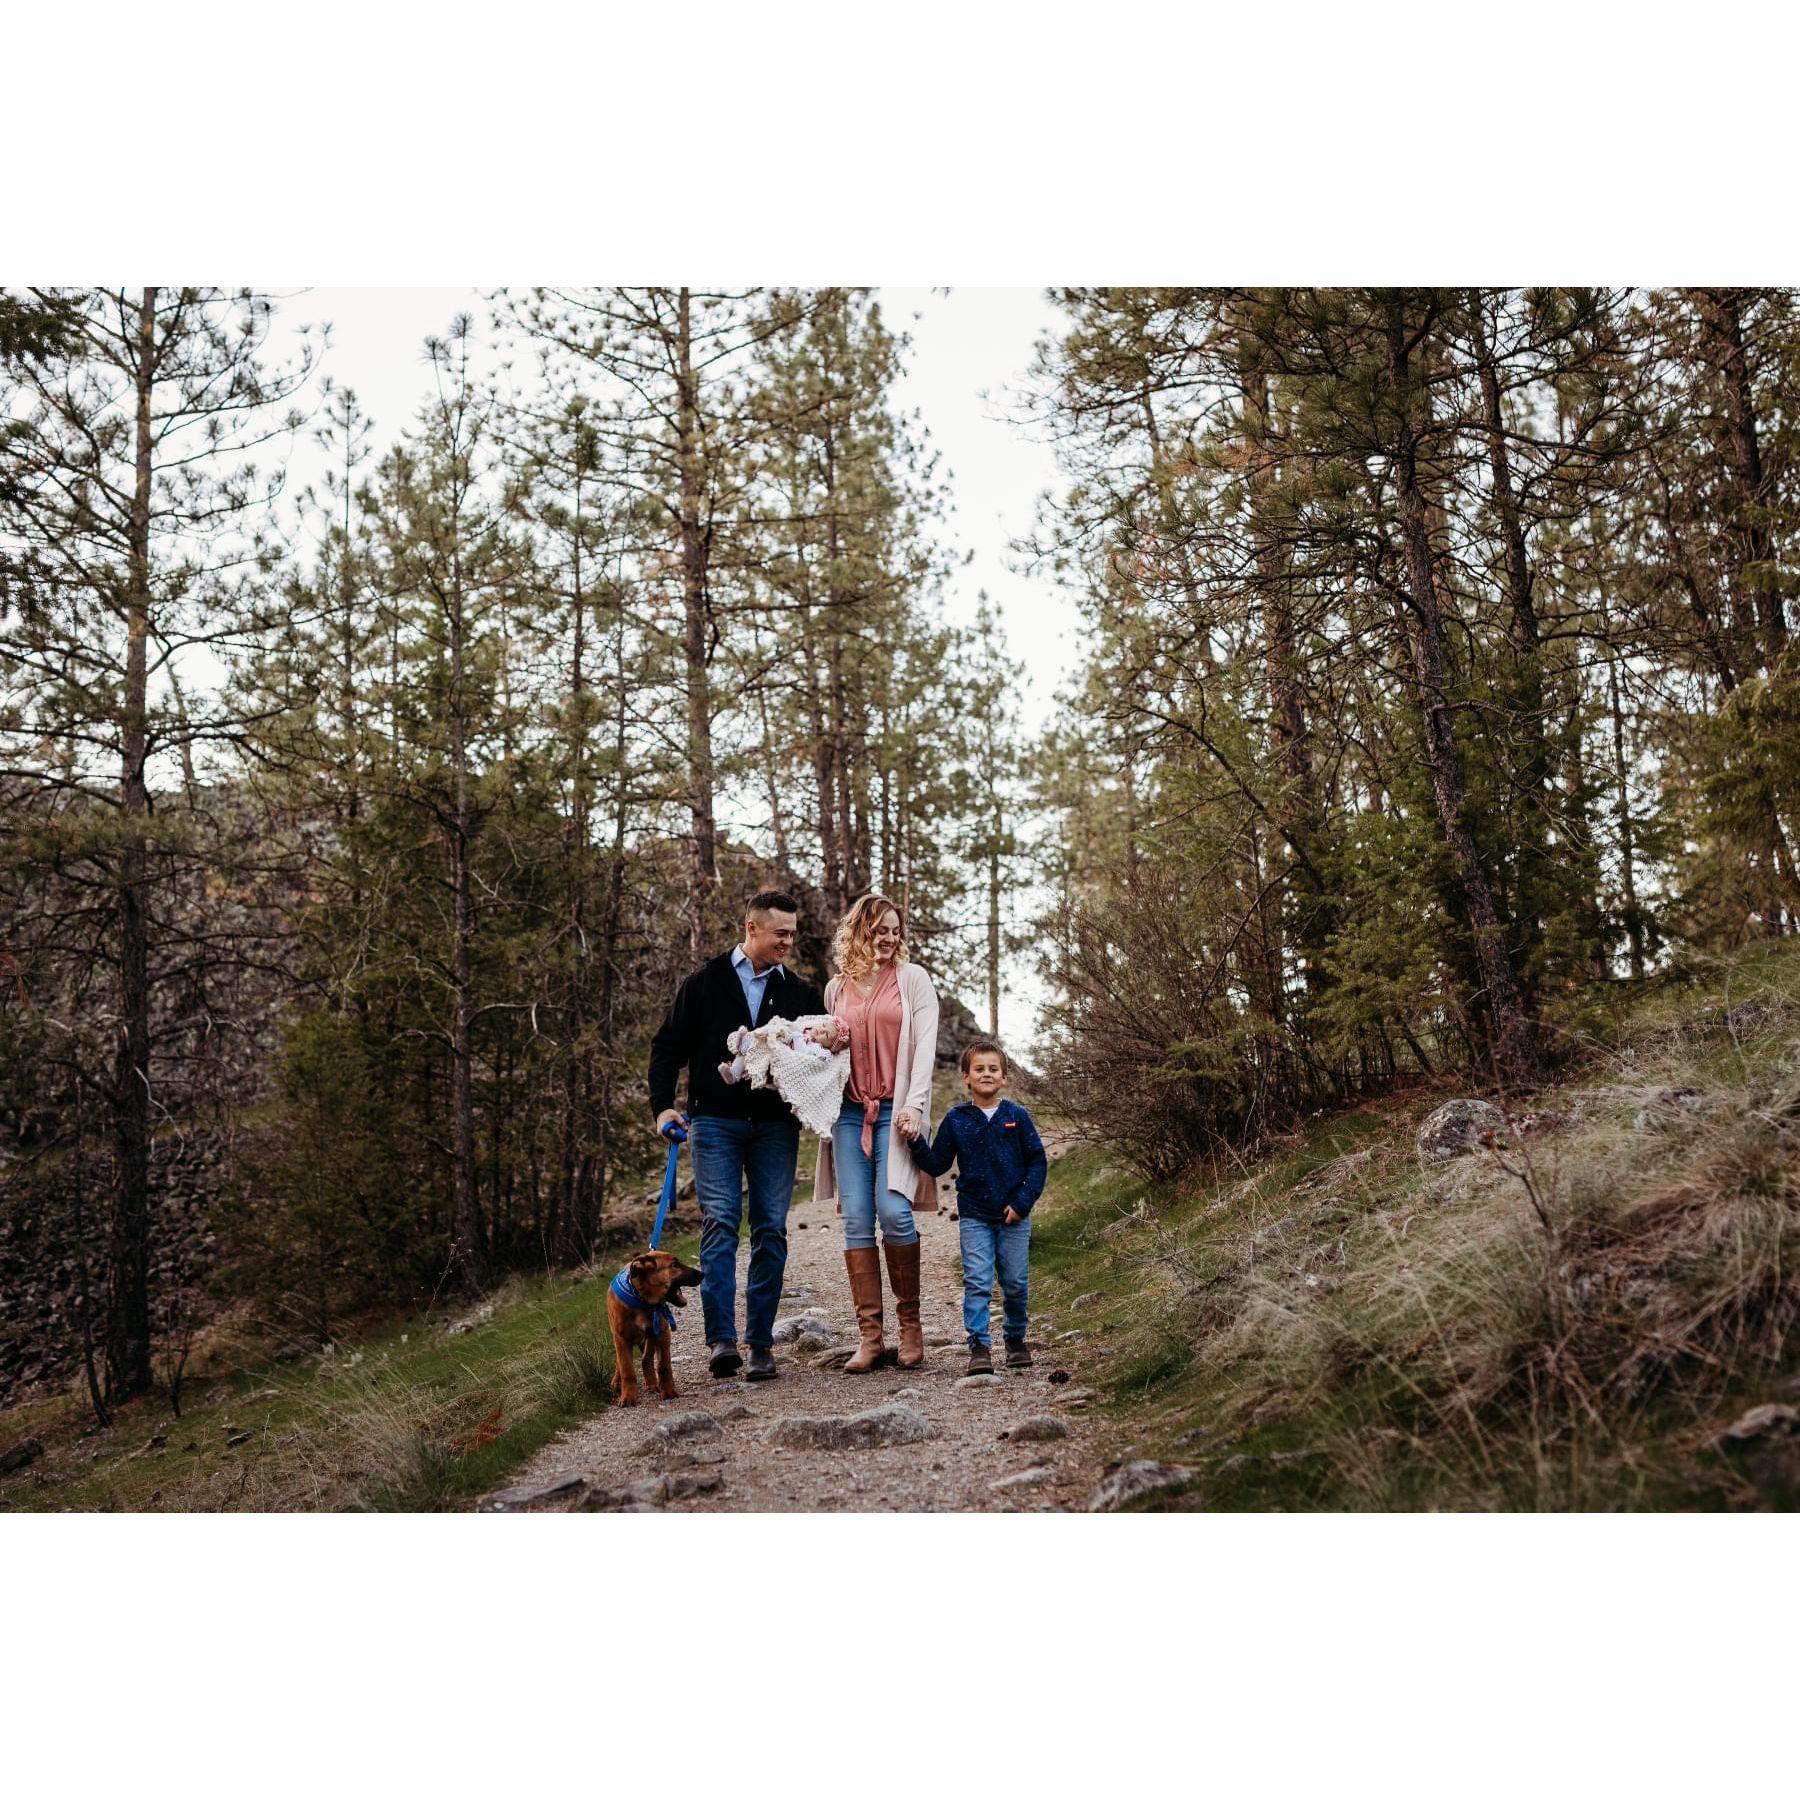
[[736, 1014, 851, 1137]]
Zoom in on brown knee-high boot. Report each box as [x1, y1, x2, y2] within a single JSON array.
[[884, 1240, 924, 1368], [844, 1247, 887, 1373]]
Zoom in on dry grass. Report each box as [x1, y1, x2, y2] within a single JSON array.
[[1042, 945, 1800, 1509]]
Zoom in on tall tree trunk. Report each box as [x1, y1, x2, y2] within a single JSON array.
[[1695, 288, 1785, 669], [799, 589, 843, 906], [109, 286, 157, 1399], [986, 810, 1002, 1036], [1384, 299, 1543, 1089], [1472, 294, 1552, 967], [1603, 624, 1647, 981], [676, 289, 720, 957], [448, 534, 486, 1296], [586, 602, 633, 1257], [749, 615, 792, 872], [1238, 344, 1322, 1017], [554, 473, 589, 1263]]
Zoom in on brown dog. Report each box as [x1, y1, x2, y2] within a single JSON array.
[[606, 1251, 703, 1406]]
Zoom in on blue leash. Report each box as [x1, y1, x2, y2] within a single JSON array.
[[611, 1114, 690, 1338], [649, 1114, 688, 1250]]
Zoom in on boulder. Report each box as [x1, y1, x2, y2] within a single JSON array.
[[632, 1411, 724, 1456], [989, 1467, 1055, 1492], [1070, 1291, 1103, 1311], [1414, 1099, 1507, 1166], [764, 1402, 938, 1452], [481, 1475, 587, 1513], [0, 1434, 45, 1477], [581, 1470, 724, 1511], [1100, 1201, 1156, 1240], [771, 1312, 834, 1344], [1084, 1460, 1197, 1512], [1724, 1000, 1776, 1040], [957, 1373, 1004, 1390], [1005, 1416, 1070, 1444], [1251, 1212, 1303, 1250], [1717, 1402, 1800, 1497], [1633, 1087, 1706, 1131], [661, 1444, 729, 1468]]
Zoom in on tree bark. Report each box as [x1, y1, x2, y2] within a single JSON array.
[[554, 463, 589, 1264], [1695, 288, 1785, 669], [108, 286, 157, 1399], [1383, 298, 1542, 1088], [676, 289, 720, 957], [1471, 294, 1552, 965], [448, 493, 486, 1296]]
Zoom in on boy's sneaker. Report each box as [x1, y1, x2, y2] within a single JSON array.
[[1004, 1339, 1033, 1369], [965, 1344, 994, 1376]]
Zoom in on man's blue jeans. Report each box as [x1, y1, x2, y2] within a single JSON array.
[[689, 1114, 800, 1350], [958, 1213, 1031, 1348]]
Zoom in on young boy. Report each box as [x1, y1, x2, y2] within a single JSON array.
[[908, 1039, 1048, 1375]]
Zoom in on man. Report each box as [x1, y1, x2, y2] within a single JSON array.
[[648, 891, 823, 1381]]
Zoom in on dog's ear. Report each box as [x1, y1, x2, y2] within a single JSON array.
[[630, 1254, 672, 1302]]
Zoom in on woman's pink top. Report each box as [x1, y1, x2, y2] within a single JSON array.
[[835, 963, 903, 1156]]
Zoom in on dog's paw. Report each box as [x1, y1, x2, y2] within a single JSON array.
[[617, 1391, 641, 1407]]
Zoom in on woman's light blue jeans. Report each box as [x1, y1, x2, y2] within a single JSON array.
[[832, 1098, 919, 1249]]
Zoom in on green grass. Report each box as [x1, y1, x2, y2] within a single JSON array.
[[1023, 942, 1800, 1511], [3, 1228, 704, 1514]]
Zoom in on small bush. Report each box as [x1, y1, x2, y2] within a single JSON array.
[[533, 1327, 616, 1415]]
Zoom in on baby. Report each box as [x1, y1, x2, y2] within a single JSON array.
[[719, 1017, 834, 1084]]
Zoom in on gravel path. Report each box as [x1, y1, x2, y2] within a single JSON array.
[[483, 1141, 1109, 1513]]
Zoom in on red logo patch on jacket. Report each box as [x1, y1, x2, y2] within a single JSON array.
[[1002, 1120, 1016, 1129]]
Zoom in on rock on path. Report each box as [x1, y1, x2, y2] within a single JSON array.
[[482, 1153, 1113, 1513]]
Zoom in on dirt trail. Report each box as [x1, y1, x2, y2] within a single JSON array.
[[484, 1140, 1110, 1513]]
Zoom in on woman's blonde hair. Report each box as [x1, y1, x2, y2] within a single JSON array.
[[831, 892, 908, 982]]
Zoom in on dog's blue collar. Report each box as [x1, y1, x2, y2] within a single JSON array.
[[610, 1266, 677, 1337]]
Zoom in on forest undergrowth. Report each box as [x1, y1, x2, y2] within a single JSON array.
[[1025, 941, 1800, 1510], [0, 1238, 711, 1513]]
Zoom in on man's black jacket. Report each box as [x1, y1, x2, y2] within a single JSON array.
[[647, 952, 826, 1124]]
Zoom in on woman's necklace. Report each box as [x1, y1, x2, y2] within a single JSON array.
[[851, 961, 890, 1000]]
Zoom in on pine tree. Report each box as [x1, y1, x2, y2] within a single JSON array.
[[0, 287, 311, 1395]]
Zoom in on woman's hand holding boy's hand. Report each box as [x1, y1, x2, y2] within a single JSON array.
[[1002, 1205, 1023, 1226], [895, 1109, 920, 1140]]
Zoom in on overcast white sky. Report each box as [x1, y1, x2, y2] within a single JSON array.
[[286, 286, 1078, 726], [282, 287, 1078, 1036]]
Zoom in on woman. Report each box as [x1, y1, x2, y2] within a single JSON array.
[[812, 893, 940, 1371]]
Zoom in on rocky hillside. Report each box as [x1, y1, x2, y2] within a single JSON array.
[[1020, 943, 1800, 1510], [0, 1133, 226, 1408]]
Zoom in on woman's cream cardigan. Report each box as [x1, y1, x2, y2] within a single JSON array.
[[812, 959, 940, 1213]]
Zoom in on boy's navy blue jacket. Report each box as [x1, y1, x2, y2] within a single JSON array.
[[910, 1098, 1048, 1222]]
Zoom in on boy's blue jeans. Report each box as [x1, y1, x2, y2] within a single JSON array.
[[689, 1113, 800, 1349], [958, 1213, 1030, 1348], [831, 1097, 919, 1249]]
